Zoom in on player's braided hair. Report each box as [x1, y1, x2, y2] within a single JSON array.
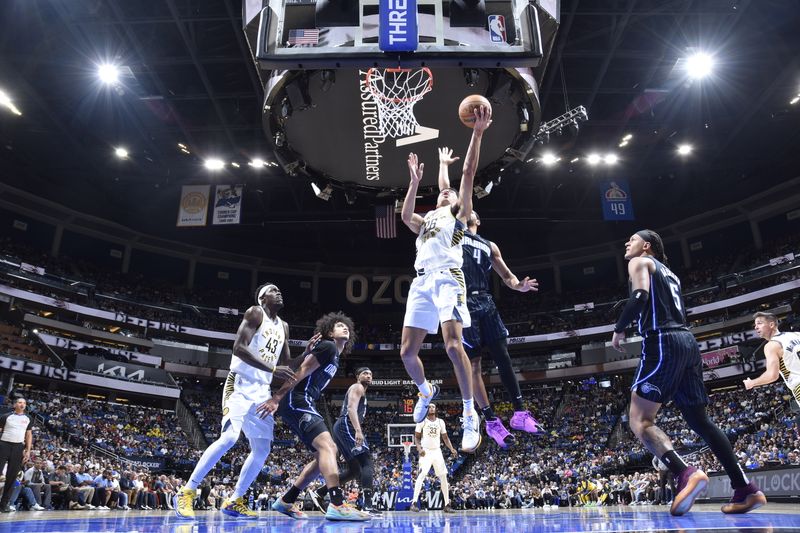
[[636, 229, 669, 267]]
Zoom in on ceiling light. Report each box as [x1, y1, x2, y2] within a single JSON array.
[[177, 143, 187, 149], [114, 147, 129, 159], [311, 182, 333, 201], [204, 158, 225, 171], [98, 63, 120, 84], [686, 53, 714, 79], [618, 140, 629, 148], [791, 96, 800, 105], [249, 158, 266, 168], [0, 89, 22, 116], [604, 153, 618, 165], [541, 153, 559, 166], [180, 147, 191, 154], [570, 157, 580, 163], [587, 153, 601, 166], [677, 144, 693, 155], [622, 133, 633, 142], [231, 162, 240, 168]]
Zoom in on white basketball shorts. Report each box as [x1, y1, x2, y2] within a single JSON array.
[[221, 371, 275, 440], [403, 268, 471, 334]]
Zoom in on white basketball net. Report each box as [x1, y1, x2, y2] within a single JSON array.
[[401, 441, 413, 459], [366, 68, 433, 138]]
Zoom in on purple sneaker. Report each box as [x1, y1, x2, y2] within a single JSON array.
[[510, 411, 542, 433], [670, 466, 709, 516], [721, 482, 766, 514], [485, 418, 515, 448]]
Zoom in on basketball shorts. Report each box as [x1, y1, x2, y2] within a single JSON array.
[[417, 448, 447, 478], [332, 418, 370, 462], [403, 268, 471, 334], [221, 371, 275, 440], [462, 292, 509, 359], [631, 329, 709, 407], [276, 394, 330, 452]]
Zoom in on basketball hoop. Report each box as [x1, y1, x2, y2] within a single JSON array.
[[365, 67, 433, 138], [401, 441, 414, 460]]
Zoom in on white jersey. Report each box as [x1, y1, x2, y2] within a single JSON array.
[[414, 206, 466, 271], [416, 417, 446, 449], [229, 311, 285, 384], [772, 331, 800, 401]]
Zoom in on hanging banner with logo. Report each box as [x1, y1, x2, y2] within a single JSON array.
[[599, 180, 635, 221], [177, 185, 210, 227], [212, 184, 244, 225]]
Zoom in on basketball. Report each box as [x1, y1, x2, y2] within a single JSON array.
[[458, 94, 492, 128]]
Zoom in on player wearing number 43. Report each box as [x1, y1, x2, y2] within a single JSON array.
[[611, 230, 765, 516], [399, 105, 492, 455], [175, 284, 310, 520]]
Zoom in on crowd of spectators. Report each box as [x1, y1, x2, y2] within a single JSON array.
[[2, 232, 799, 344]]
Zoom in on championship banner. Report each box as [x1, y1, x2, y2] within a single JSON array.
[[599, 180, 634, 221], [176, 185, 210, 227], [212, 184, 243, 225]]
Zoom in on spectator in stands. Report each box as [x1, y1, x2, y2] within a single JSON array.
[[23, 459, 51, 509]]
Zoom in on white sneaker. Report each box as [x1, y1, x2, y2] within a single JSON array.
[[87, 504, 97, 510], [461, 411, 481, 453], [31, 504, 45, 511], [413, 384, 440, 423]]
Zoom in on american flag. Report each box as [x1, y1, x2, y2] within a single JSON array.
[[375, 204, 397, 239], [288, 28, 320, 46]]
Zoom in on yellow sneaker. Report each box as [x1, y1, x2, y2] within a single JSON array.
[[221, 497, 258, 519], [174, 487, 196, 519]]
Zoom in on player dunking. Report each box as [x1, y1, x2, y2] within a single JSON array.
[[611, 230, 764, 516], [260, 312, 370, 522], [458, 203, 542, 447], [175, 283, 301, 519], [309, 367, 381, 517], [745, 311, 800, 411], [410, 404, 456, 513], [399, 106, 492, 453]]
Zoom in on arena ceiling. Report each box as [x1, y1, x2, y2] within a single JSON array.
[[0, 0, 798, 266]]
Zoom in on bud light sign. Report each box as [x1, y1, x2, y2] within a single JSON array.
[[488, 15, 506, 43], [379, 0, 418, 52]]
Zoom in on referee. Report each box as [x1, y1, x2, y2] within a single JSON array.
[[0, 397, 33, 513]]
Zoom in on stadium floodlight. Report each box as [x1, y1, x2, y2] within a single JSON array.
[[622, 133, 633, 142], [570, 157, 580, 163], [541, 153, 559, 166], [114, 147, 129, 159], [677, 144, 693, 155], [791, 95, 800, 105], [311, 182, 333, 201], [686, 53, 714, 79], [231, 162, 240, 168], [249, 158, 266, 168], [0, 89, 22, 116], [604, 153, 618, 165], [98, 63, 120, 84], [587, 153, 601, 166], [618, 140, 629, 148], [204, 158, 225, 171]]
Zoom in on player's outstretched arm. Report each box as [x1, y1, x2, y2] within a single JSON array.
[[743, 342, 781, 389], [457, 106, 492, 221], [490, 241, 539, 293], [256, 348, 322, 417], [438, 147, 459, 192], [232, 306, 276, 374], [401, 152, 426, 233]]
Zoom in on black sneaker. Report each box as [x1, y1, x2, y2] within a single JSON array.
[[0, 505, 11, 513], [410, 501, 420, 512]]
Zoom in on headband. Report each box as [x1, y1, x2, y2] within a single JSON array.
[[355, 367, 371, 377], [256, 285, 272, 304]]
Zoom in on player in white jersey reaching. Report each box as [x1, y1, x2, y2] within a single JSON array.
[[746, 311, 800, 408], [410, 404, 457, 513], [400, 105, 492, 454], [175, 283, 313, 519]]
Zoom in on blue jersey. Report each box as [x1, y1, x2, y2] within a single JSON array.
[[287, 339, 339, 411], [338, 385, 367, 425], [462, 232, 493, 293], [637, 257, 688, 335]]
